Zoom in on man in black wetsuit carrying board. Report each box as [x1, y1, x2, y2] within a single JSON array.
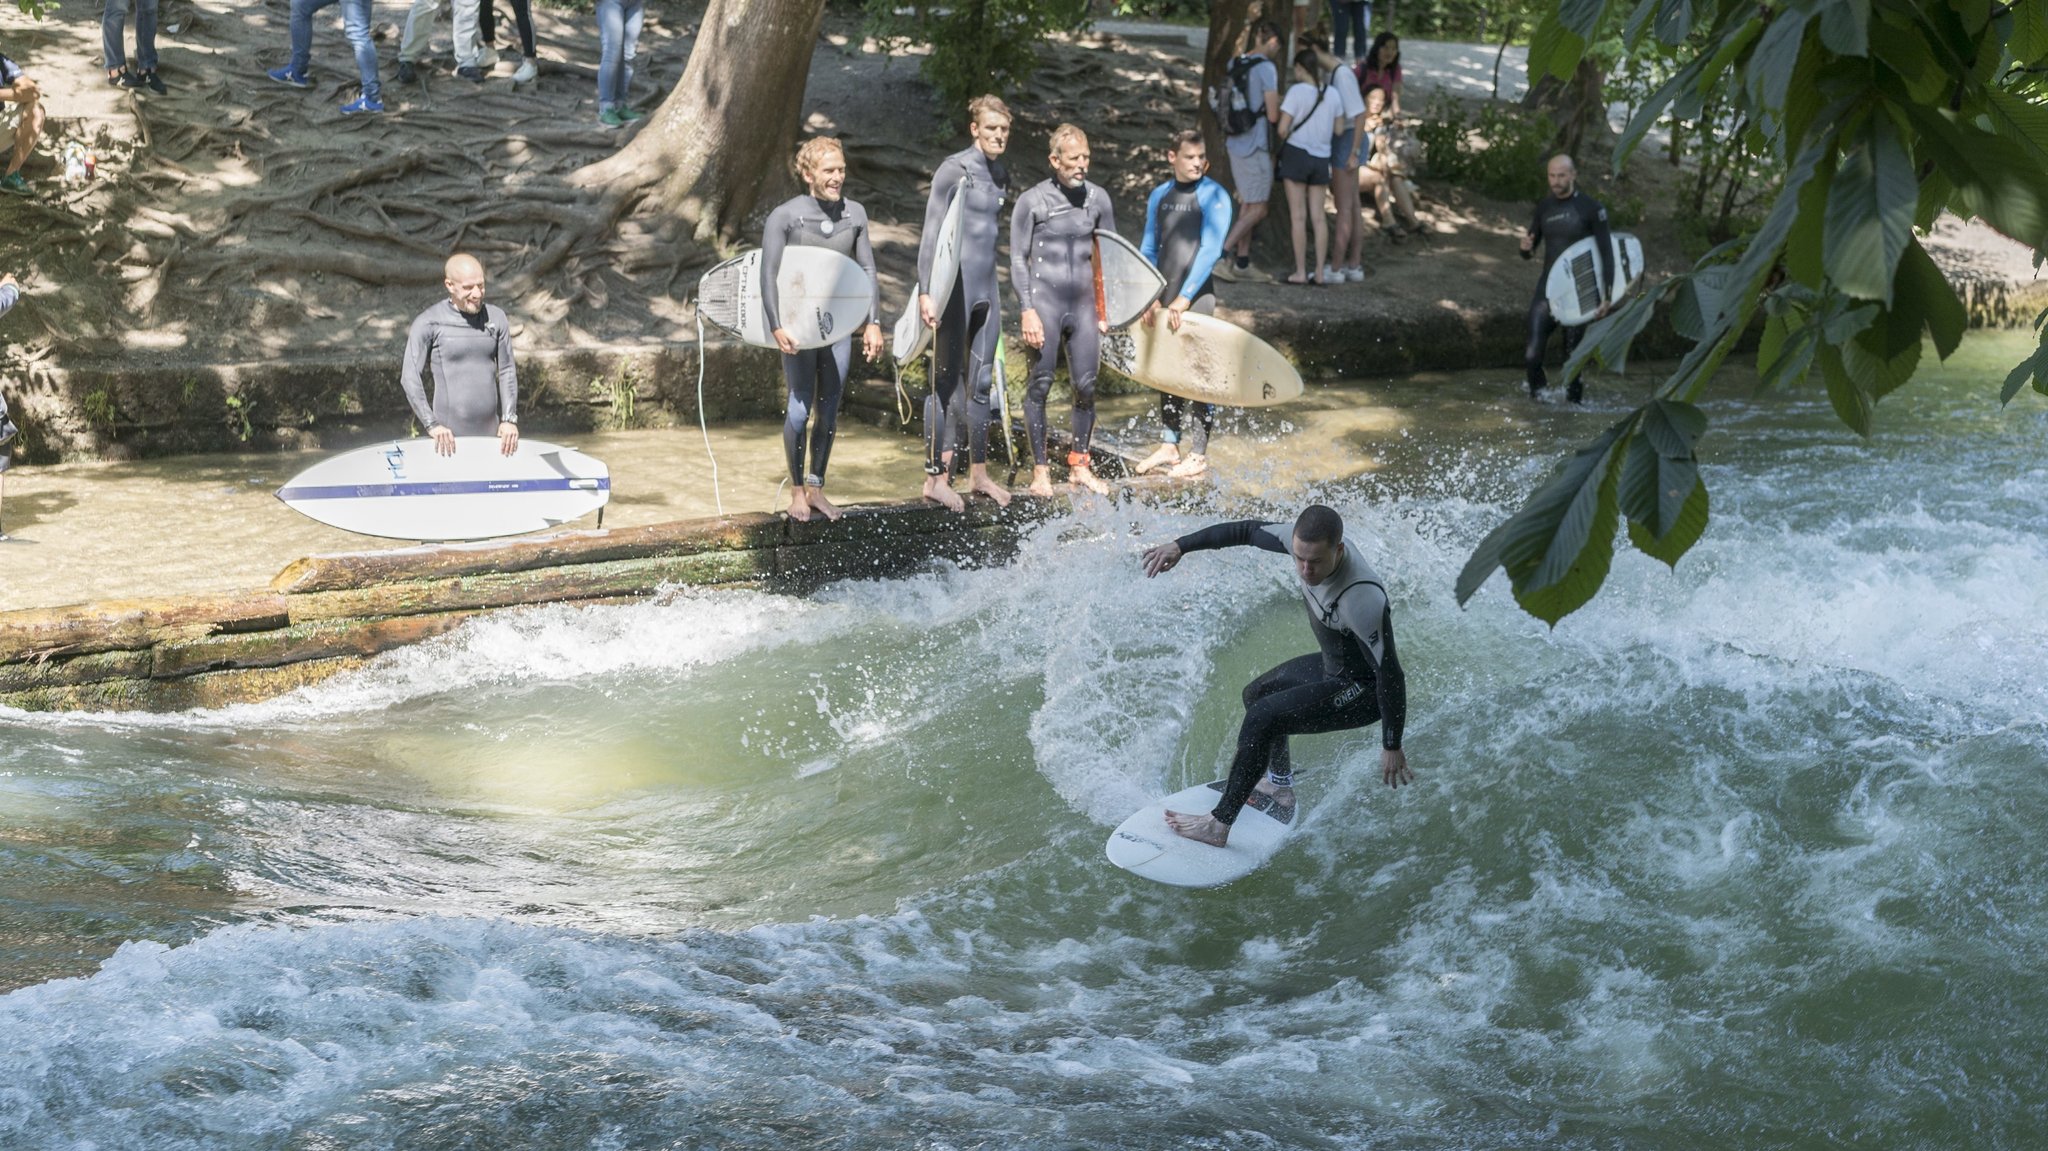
[[1140, 505, 1411, 847], [1519, 154, 1613, 404]]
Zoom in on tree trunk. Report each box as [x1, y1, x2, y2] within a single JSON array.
[[576, 0, 829, 247], [1200, 0, 1257, 173]]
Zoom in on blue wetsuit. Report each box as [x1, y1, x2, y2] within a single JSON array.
[[920, 145, 1010, 470], [1140, 175, 1233, 454], [1010, 177, 1115, 465]]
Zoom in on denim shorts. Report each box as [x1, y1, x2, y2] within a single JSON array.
[[1277, 142, 1331, 186]]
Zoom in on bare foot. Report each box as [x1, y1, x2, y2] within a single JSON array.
[[1164, 809, 1230, 847], [1167, 453, 1209, 479], [1134, 444, 1180, 475], [1026, 465, 1056, 498], [922, 474, 965, 512], [1070, 464, 1111, 496], [967, 465, 1012, 507], [787, 489, 813, 521], [805, 486, 842, 521]]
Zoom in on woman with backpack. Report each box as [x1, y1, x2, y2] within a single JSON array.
[[1275, 48, 1345, 285]]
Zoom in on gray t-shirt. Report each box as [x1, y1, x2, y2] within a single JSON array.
[[400, 299, 519, 436], [1224, 56, 1279, 159]]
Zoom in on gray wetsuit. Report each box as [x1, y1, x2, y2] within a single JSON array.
[[919, 145, 1009, 470], [400, 299, 519, 436], [1010, 178, 1115, 466], [763, 193, 880, 489]]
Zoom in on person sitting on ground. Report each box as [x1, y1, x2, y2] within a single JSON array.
[[0, 54, 47, 195], [0, 272, 21, 541], [1275, 47, 1344, 286], [1214, 20, 1283, 285], [1358, 83, 1422, 240], [478, 0, 540, 85], [1357, 31, 1402, 115], [103, 0, 167, 93], [395, 0, 495, 86], [400, 254, 522, 457], [266, 0, 385, 115], [1135, 129, 1233, 479], [595, 0, 645, 127], [763, 137, 884, 522]]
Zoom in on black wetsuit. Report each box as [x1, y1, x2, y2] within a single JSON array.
[[1141, 175, 1234, 455], [1173, 520, 1407, 826], [1010, 178, 1115, 466], [1522, 190, 1613, 401], [920, 145, 1010, 470], [762, 193, 880, 489]]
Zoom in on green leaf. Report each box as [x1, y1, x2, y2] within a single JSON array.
[[1559, 0, 1610, 41], [1507, 427, 1632, 625], [1616, 54, 1708, 169], [1708, 142, 1827, 337], [1758, 314, 1820, 391], [1653, 0, 1697, 47], [1844, 325, 1923, 398], [1818, 0, 1870, 56], [1987, 88, 2048, 170], [1530, 14, 1586, 82], [1900, 102, 2048, 250], [1627, 474, 1710, 567], [1892, 238, 1967, 359], [1822, 118, 1915, 304], [1818, 343, 1875, 435], [1639, 396, 1708, 456], [2011, 0, 2048, 65], [2000, 338, 2048, 404], [1746, 5, 1815, 114], [1783, 151, 1835, 289]]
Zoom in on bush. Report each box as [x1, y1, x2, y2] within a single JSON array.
[[1414, 96, 1550, 203], [866, 0, 1094, 112]]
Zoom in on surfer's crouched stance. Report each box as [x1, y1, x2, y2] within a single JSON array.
[[1140, 505, 1410, 847]]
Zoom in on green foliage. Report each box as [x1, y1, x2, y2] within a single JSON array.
[[1413, 96, 1551, 202], [865, 0, 1093, 111], [1108, 0, 1205, 23], [15, 0, 56, 18], [1461, 0, 2048, 625]]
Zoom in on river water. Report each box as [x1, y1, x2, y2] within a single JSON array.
[[3, 336, 2045, 1148]]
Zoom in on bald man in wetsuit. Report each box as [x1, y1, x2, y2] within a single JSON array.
[[401, 253, 520, 456], [1520, 153, 1613, 404], [1141, 504, 1411, 847]]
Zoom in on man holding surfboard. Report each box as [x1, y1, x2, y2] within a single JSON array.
[[1519, 154, 1613, 404], [1140, 505, 1411, 848], [1134, 129, 1234, 479], [400, 254, 520, 457], [1011, 124, 1116, 499]]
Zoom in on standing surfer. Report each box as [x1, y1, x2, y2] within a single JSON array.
[[1520, 154, 1613, 403], [763, 136, 884, 522], [400, 253, 520, 457], [1010, 123, 1115, 498], [1140, 505, 1411, 847], [919, 95, 1014, 512], [1134, 129, 1234, 479]]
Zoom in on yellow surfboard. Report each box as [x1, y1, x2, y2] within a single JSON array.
[[1102, 311, 1304, 407]]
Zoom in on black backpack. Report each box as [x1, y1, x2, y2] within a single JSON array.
[[1210, 54, 1266, 137]]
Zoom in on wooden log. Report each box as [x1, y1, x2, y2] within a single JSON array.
[[0, 594, 291, 664], [149, 611, 484, 680], [270, 513, 785, 593], [284, 551, 768, 623]]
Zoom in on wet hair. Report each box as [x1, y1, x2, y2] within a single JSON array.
[[793, 136, 845, 181], [1248, 19, 1282, 50], [1367, 32, 1401, 71], [1294, 505, 1344, 547], [968, 94, 1012, 125], [1167, 128, 1205, 154], [1048, 123, 1088, 156]]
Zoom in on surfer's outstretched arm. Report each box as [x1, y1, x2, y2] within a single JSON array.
[[1143, 518, 1289, 577]]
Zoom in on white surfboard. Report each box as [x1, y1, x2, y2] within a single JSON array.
[[892, 184, 968, 365], [1101, 311, 1305, 407], [1544, 231, 1646, 326], [697, 246, 873, 351], [277, 438, 610, 541], [1094, 229, 1168, 329], [1106, 779, 1298, 887]]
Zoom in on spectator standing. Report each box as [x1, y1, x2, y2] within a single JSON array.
[[0, 54, 46, 195], [1358, 32, 1402, 115], [0, 273, 20, 540], [266, 0, 385, 114], [479, 0, 540, 85], [1213, 20, 1282, 284], [1329, 0, 1370, 63], [1309, 34, 1369, 283], [400, 254, 521, 456], [103, 0, 167, 93], [396, 0, 494, 85], [596, 0, 645, 126], [1134, 129, 1233, 479], [1275, 48, 1343, 286]]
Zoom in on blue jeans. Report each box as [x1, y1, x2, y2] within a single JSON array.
[[595, 0, 643, 110], [1329, 1, 1370, 59], [103, 0, 160, 73], [289, 0, 380, 98]]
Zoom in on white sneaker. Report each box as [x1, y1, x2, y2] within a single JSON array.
[[476, 46, 501, 70], [511, 56, 537, 84], [1320, 265, 1341, 284], [1343, 265, 1365, 282]]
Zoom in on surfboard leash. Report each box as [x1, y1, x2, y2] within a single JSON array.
[[693, 308, 726, 517]]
